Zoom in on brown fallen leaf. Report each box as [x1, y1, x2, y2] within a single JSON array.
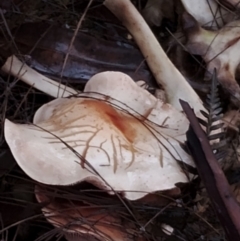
[[0, 22, 155, 87]]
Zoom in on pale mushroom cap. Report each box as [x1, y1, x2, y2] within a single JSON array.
[[181, 0, 235, 28], [184, 15, 240, 101], [83, 71, 157, 117], [5, 71, 193, 200]]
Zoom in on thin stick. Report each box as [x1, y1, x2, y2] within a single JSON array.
[[1, 55, 78, 98]]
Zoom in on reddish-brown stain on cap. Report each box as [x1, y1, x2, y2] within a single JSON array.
[[82, 99, 138, 143]]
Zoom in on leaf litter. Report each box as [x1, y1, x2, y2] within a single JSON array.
[[1, 0, 240, 240]]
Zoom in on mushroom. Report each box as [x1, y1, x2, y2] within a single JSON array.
[[104, 0, 204, 116], [35, 185, 146, 241], [4, 71, 194, 201], [183, 12, 240, 104], [181, 0, 236, 29]]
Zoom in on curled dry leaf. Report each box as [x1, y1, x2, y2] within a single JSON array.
[[183, 13, 240, 104], [4, 71, 193, 201], [181, 0, 236, 29]]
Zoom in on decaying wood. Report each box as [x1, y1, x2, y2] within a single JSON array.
[[180, 100, 240, 240]]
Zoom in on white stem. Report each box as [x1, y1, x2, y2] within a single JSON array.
[[1, 55, 78, 98], [104, 0, 204, 115]]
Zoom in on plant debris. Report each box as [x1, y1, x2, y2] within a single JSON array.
[[181, 99, 240, 240], [1, 1, 240, 241]]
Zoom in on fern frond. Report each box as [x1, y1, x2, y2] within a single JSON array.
[[198, 69, 227, 160]]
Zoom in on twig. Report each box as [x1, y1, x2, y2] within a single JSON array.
[[1, 55, 78, 98]]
